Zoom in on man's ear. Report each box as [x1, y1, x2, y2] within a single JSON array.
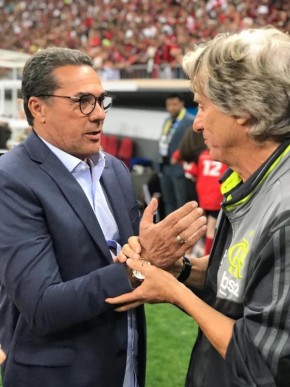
[[236, 114, 251, 126], [28, 97, 46, 123]]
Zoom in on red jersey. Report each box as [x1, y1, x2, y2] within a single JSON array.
[[183, 150, 227, 211]]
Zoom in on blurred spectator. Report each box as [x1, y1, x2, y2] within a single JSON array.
[[185, 149, 228, 255], [0, 0, 289, 79], [0, 122, 11, 149], [184, 111, 227, 256], [171, 127, 206, 203], [158, 93, 195, 216], [172, 125, 226, 256], [100, 59, 121, 80]]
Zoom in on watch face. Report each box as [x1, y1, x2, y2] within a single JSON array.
[[132, 259, 151, 281], [132, 269, 146, 281]]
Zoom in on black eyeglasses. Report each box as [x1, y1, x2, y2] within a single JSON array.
[[38, 93, 113, 115]]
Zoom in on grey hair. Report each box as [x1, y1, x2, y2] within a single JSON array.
[[22, 47, 94, 126], [182, 27, 290, 142]]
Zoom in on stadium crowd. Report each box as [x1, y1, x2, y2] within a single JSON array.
[[0, 0, 289, 79]]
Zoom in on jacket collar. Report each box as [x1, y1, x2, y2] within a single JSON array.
[[221, 139, 290, 211], [23, 131, 133, 262]]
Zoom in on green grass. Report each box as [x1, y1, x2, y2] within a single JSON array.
[[0, 304, 198, 387], [146, 303, 198, 387]]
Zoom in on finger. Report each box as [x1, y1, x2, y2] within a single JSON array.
[[159, 201, 199, 227], [126, 257, 150, 272], [106, 291, 139, 305], [128, 236, 142, 255], [122, 243, 141, 260], [140, 197, 159, 228], [113, 251, 127, 263], [177, 214, 207, 243], [187, 222, 207, 243], [114, 301, 144, 312], [176, 206, 204, 229], [173, 225, 207, 258]]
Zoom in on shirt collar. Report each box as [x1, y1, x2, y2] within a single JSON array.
[[39, 136, 105, 173]]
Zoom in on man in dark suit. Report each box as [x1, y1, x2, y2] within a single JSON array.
[[158, 93, 195, 216], [0, 47, 206, 387]]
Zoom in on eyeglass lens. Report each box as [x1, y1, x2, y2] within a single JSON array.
[[80, 94, 112, 115]]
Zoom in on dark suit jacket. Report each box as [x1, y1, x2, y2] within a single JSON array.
[[0, 131, 146, 387]]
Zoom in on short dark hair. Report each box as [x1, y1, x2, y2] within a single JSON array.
[[22, 47, 94, 126], [179, 127, 206, 163], [165, 93, 185, 102]]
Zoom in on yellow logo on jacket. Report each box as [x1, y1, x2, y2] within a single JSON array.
[[227, 238, 250, 279]]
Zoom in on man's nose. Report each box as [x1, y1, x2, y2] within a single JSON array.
[[88, 102, 106, 121], [193, 110, 204, 132]]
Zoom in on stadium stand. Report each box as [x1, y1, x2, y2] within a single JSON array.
[[0, 0, 289, 80]]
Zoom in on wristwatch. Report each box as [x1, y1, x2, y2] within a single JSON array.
[[132, 269, 146, 281], [132, 259, 151, 281], [177, 256, 192, 283]]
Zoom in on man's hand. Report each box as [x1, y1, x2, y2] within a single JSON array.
[[137, 198, 206, 268], [106, 258, 185, 311], [0, 347, 6, 365]]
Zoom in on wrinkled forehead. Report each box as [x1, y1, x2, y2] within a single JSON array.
[[53, 65, 104, 94]]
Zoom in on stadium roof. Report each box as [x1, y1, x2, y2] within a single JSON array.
[[103, 78, 191, 92], [0, 49, 30, 69]]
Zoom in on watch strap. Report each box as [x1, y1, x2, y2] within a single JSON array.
[[177, 256, 192, 283]]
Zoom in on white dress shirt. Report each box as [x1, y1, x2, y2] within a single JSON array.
[[40, 137, 138, 387]]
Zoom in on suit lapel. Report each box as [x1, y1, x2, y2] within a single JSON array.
[[24, 132, 113, 263]]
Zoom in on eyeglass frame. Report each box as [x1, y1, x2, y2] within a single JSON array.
[[36, 92, 113, 115]]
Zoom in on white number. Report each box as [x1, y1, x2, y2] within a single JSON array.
[[202, 160, 223, 176]]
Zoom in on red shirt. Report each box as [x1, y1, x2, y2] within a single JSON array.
[[184, 150, 227, 211]]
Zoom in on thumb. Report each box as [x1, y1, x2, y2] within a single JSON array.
[[140, 197, 158, 229]]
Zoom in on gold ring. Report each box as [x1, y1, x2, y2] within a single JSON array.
[[175, 234, 185, 245]]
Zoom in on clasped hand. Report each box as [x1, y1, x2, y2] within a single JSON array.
[[117, 197, 207, 269], [107, 258, 186, 311], [108, 198, 207, 310]]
